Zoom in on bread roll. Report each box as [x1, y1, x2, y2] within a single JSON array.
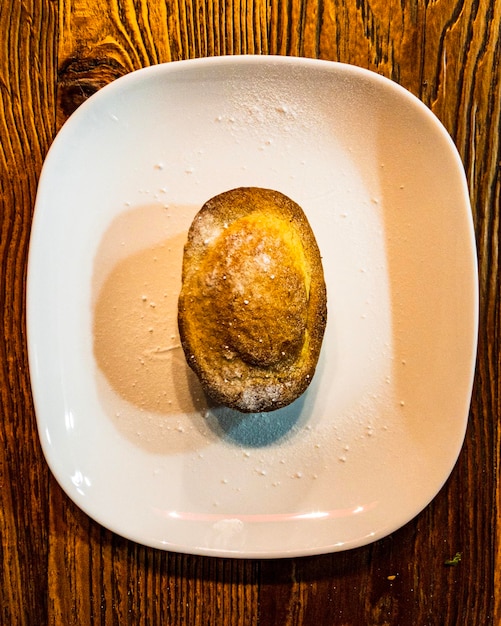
[[178, 187, 327, 413]]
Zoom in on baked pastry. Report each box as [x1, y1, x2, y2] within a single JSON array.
[[177, 187, 327, 413]]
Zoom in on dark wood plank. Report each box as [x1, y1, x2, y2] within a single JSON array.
[[0, 1, 58, 625]]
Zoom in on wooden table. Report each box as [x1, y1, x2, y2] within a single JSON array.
[[1, 1, 499, 624]]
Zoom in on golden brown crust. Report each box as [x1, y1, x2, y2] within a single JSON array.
[[177, 187, 327, 413]]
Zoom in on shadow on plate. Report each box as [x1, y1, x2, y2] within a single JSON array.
[[203, 393, 308, 448]]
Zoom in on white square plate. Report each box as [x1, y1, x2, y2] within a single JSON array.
[[28, 56, 478, 557]]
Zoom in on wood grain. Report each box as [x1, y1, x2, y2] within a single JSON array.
[[0, 0, 499, 624], [0, 1, 57, 624]]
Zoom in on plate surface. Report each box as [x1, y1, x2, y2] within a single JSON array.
[[28, 56, 478, 557]]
